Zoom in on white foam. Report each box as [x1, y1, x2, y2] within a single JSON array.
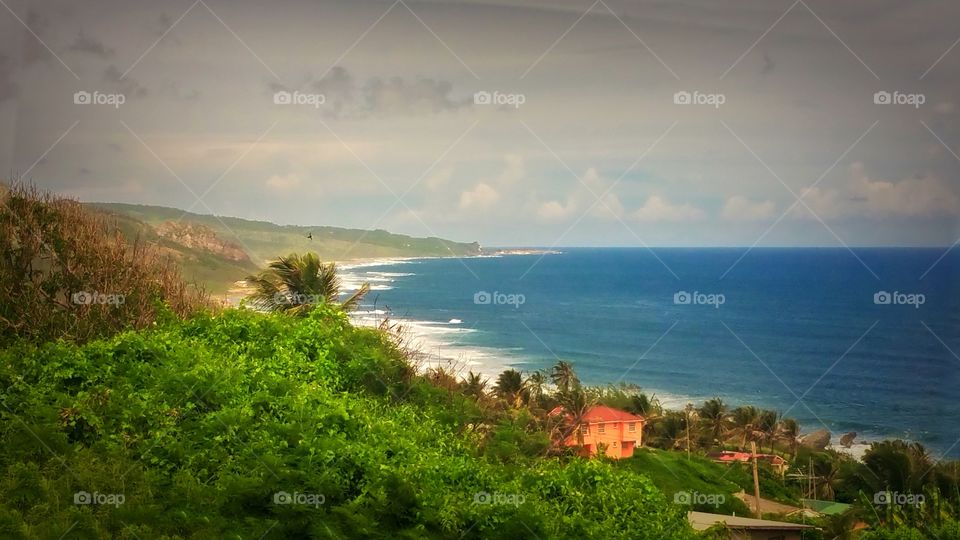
[[349, 313, 520, 381]]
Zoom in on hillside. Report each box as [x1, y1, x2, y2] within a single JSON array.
[[0, 307, 696, 539], [88, 202, 482, 292]]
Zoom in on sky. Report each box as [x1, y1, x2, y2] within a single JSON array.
[[0, 0, 958, 247]]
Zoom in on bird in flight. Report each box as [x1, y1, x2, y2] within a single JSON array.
[[306, 232, 313, 240]]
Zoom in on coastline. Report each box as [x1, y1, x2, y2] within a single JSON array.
[[234, 251, 887, 461]]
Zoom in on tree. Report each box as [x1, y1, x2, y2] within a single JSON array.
[[757, 409, 781, 452], [556, 385, 593, 449], [525, 370, 547, 407], [631, 392, 663, 447], [698, 398, 730, 449], [494, 369, 527, 407], [246, 253, 369, 315], [731, 406, 762, 450], [462, 371, 488, 399], [550, 361, 579, 394], [778, 417, 800, 456]]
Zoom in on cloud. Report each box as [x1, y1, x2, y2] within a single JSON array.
[[0, 55, 17, 102], [266, 173, 302, 192], [722, 195, 776, 221], [102, 65, 147, 98], [537, 198, 577, 222], [363, 76, 465, 115], [630, 195, 705, 222], [796, 163, 960, 219], [271, 66, 467, 119], [459, 182, 499, 210], [20, 10, 50, 66], [69, 32, 113, 58]]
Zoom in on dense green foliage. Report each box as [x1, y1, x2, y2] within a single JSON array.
[[0, 307, 696, 539]]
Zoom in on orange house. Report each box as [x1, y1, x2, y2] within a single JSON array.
[[550, 405, 645, 459]]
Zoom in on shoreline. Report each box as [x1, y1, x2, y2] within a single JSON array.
[[242, 252, 889, 461]]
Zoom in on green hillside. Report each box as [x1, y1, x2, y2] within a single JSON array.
[[87, 202, 481, 292], [0, 307, 696, 539], [91, 203, 481, 263]]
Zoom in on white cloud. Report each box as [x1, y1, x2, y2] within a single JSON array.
[[537, 198, 577, 221], [266, 173, 302, 191], [795, 163, 959, 219], [459, 182, 500, 210], [721, 195, 776, 221], [630, 195, 705, 222]]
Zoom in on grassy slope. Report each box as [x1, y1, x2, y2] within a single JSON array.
[[619, 448, 802, 515]]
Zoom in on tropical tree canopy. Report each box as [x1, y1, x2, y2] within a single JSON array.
[[246, 252, 369, 315]]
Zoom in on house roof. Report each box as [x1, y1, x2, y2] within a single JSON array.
[[688, 511, 815, 531], [801, 499, 852, 516], [548, 405, 644, 423], [708, 450, 786, 465]]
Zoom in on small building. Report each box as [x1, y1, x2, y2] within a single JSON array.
[[549, 405, 644, 459], [688, 511, 816, 540], [708, 450, 789, 475]]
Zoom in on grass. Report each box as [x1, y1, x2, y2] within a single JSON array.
[[619, 448, 764, 516]]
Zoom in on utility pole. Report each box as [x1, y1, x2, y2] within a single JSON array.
[[751, 441, 762, 518]]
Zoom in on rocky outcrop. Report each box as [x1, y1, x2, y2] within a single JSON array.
[[799, 429, 831, 450], [156, 221, 250, 263]]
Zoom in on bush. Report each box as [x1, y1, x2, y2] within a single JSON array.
[[0, 183, 211, 345], [0, 306, 698, 538]]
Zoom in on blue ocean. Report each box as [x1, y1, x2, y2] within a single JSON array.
[[346, 248, 960, 458]]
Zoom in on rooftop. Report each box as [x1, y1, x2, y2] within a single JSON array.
[[688, 511, 815, 531]]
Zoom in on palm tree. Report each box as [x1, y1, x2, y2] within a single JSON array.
[[778, 417, 800, 456], [630, 392, 662, 447], [698, 398, 730, 449], [494, 369, 527, 407], [757, 409, 781, 452], [730, 406, 762, 450], [654, 411, 687, 450], [462, 371, 488, 399], [525, 371, 547, 407], [246, 253, 369, 315], [550, 361, 579, 394], [557, 385, 593, 449]]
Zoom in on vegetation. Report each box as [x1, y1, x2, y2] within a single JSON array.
[[2, 187, 959, 538], [91, 202, 482, 279], [0, 184, 211, 346], [245, 253, 370, 314]]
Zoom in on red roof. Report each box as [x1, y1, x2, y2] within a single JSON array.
[[549, 405, 644, 423]]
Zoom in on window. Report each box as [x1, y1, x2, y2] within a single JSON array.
[[628, 422, 636, 432], [580, 425, 588, 434], [598, 424, 605, 434]]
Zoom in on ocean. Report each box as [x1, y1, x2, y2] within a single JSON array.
[[344, 248, 960, 458]]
